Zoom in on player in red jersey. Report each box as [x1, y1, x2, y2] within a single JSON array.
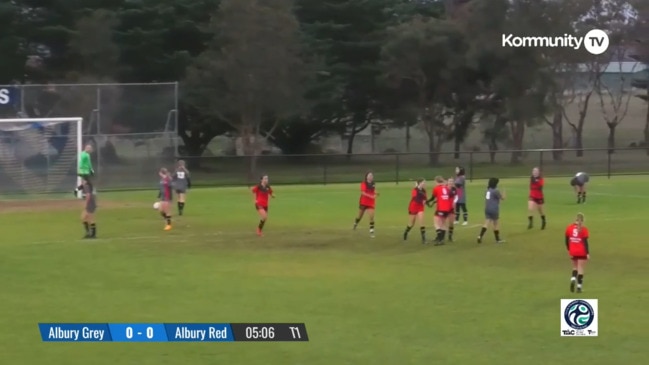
[[158, 168, 173, 231], [252, 175, 274, 236], [403, 178, 427, 244], [528, 167, 546, 230], [428, 176, 454, 245], [353, 172, 378, 237], [446, 178, 458, 242], [565, 213, 590, 293]]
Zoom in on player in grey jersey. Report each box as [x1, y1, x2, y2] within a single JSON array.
[[172, 160, 191, 215], [477, 177, 505, 244], [570, 172, 589, 204], [454, 166, 468, 225]]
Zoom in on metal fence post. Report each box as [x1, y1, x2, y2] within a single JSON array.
[[469, 152, 473, 182], [607, 151, 612, 179], [395, 154, 400, 185]]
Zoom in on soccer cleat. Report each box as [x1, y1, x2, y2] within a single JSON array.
[[454, 220, 459, 225], [370, 232, 375, 238], [164, 225, 172, 231], [403, 231, 408, 241], [496, 239, 506, 244], [462, 221, 468, 226], [570, 280, 576, 293], [576, 287, 582, 293]]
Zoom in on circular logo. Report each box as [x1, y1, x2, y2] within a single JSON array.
[[583, 29, 609, 55], [564, 300, 595, 330]]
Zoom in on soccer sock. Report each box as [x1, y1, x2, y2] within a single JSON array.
[[369, 221, 375, 232], [479, 227, 487, 238], [528, 216, 533, 224], [419, 226, 426, 240], [463, 212, 468, 222], [571, 270, 578, 281], [83, 222, 89, 234], [494, 230, 500, 241], [404, 225, 412, 235], [165, 215, 172, 225], [178, 202, 185, 214], [90, 223, 96, 237], [435, 229, 443, 240], [577, 192, 582, 203], [258, 219, 266, 230], [582, 192, 586, 202], [160, 212, 166, 219], [577, 274, 584, 287], [448, 226, 454, 239]]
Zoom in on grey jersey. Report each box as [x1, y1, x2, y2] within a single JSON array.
[[173, 169, 190, 190], [82, 184, 97, 212], [455, 175, 466, 203], [575, 172, 589, 184], [484, 188, 501, 213]]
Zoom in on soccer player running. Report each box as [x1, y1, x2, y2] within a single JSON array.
[[565, 213, 590, 293], [158, 168, 173, 231], [477, 178, 506, 244], [428, 176, 454, 245], [173, 160, 191, 215], [570, 172, 589, 204], [80, 177, 97, 239], [447, 177, 458, 242], [528, 167, 546, 230], [403, 178, 427, 244], [75, 144, 94, 197], [353, 172, 378, 238], [454, 166, 469, 225], [252, 175, 274, 236]]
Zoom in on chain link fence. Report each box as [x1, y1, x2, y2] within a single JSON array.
[[182, 148, 649, 187], [0, 83, 178, 193]]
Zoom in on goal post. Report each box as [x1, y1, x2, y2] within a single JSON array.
[[0, 117, 84, 196]]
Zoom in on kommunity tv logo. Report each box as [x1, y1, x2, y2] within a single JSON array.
[[501, 29, 609, 55]]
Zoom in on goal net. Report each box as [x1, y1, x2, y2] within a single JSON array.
[[0, 117, 83, 196]]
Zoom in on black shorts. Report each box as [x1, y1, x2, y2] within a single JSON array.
[[530, 198, 544, 205], [571, 256, 588, 261], [485, 211, 499, 220], [570, 178, 583, 187], [255, 204, 268, 212], [359, 204, 374, 211], [435, 211, 451, 218]]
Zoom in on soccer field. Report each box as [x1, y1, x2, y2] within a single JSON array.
[[2, 176, 647, 364]]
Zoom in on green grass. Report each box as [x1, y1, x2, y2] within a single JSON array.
[[2, 176, 647, 364]]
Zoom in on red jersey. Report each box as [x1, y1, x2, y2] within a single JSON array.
[[160, 176, 173, 201], [252, 184, 273, 207], [530, 176, 544, 199], [432, 185, 454, 212], [408, 187, 427, 213], [565, 224, 590, 257], [359, 181, 376, 208]]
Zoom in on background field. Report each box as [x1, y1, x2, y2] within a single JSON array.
[[2, 176, 647, 365]]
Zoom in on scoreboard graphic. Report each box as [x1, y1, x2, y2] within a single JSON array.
[[38, 323, 309, 342]]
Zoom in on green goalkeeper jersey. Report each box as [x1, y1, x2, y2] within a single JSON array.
[[78, 151, 93, 175]]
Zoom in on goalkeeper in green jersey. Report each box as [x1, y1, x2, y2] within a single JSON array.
[[75, 144, 94, 196]]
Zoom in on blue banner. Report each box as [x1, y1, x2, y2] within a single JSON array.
[[0, 87, 19, 106], [38, 323, 308, 342]]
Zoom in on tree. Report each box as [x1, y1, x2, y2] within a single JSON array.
[[597, 49, 636, 152], [629, 1, 649, 154], [0, 1, 26, 83], [296, 0, 397, 156], [381, 15, 467, 164], [184, 0, 307, 174]]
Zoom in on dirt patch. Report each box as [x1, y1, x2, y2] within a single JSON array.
[[0, 199, 145, 213]]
